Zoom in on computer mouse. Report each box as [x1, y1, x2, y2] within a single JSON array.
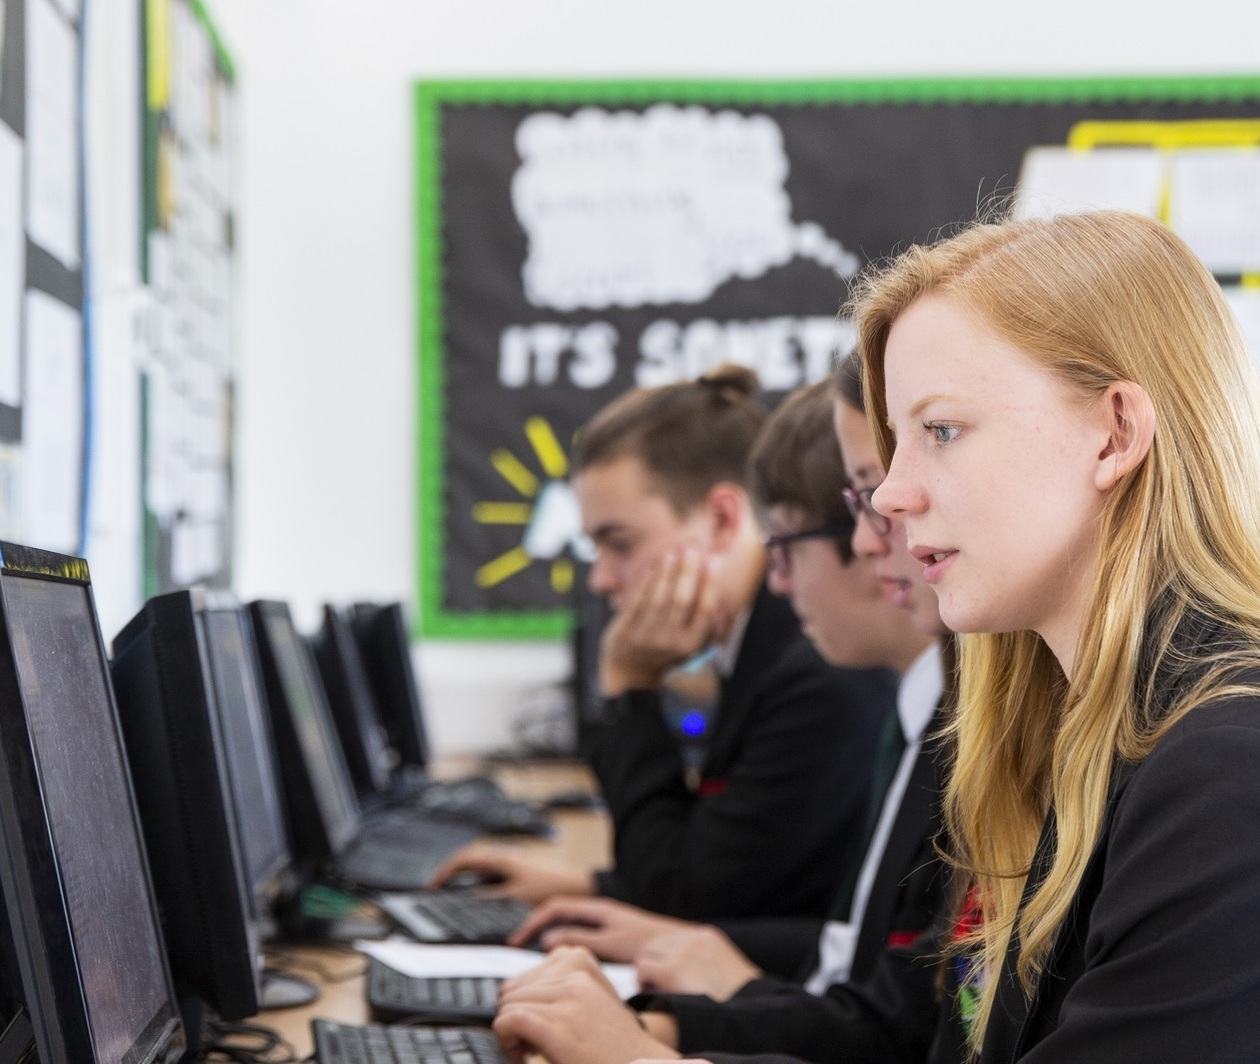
[[442, 869, 505, 890], [539, 789, 602, 811]]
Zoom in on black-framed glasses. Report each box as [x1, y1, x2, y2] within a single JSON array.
[[764, 525, 850, 576], [841, 486, 891, 535]]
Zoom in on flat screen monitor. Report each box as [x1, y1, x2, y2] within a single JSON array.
[[350, 602, 431, 769], [198, 601, 291, 903], [0, 543, 183, 1063], [110, 590, 268, 1023], [247, 601, 360, 864], [312, 604, 393, 799]]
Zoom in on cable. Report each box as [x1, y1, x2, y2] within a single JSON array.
[[261, 945, 368, 984]]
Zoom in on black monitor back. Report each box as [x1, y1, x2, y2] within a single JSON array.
[[110, 589, 264, 1022], [247, 601, 360, 865], [350, 602, 431, 769], [312, 604, 393, 799], [0, 543, 184, 1063]]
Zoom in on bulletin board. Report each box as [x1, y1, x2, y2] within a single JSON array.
[[0, 0, 87, 556], [415, 76, 1260, 639], [140, 0, 235, 598]]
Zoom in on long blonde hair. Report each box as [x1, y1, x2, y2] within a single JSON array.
[[850, 211, 1260, 1048]]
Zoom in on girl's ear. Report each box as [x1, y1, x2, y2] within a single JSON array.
[[1094, 381, 1156, 492]]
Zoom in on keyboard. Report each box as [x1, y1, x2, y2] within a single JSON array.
[[410, 777, 551, 838], [367, 960, 503, 1024], [333, 817, 479, 892], [313, 1021, 506, 1064], [378, 892, 532, 944]]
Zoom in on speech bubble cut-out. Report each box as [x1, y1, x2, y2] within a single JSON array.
[[512, 105, 860, 312]]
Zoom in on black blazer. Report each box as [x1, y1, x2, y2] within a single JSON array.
[[978, 686, 1260, 1062], [639, 704, 950, 1055], [714, 701, 949, 981], [590, 584, 893, 920], [667, 683, 1260, 1064]]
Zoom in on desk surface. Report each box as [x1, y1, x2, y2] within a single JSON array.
[[253, 759, 609, 1058]]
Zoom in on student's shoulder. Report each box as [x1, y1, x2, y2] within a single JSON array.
[[1161, 665, 1260, 741], [1127, 669, 1260, 801]]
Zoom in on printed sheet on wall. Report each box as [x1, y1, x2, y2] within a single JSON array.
[[415, 77, 1260, 639], [0, 0, 87, 556], [141, 0, 235, 597]]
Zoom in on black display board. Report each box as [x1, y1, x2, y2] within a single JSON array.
[[415, 77, 1260, 638]]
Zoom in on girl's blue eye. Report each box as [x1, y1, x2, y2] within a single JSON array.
[[924, 422, 961, 445]]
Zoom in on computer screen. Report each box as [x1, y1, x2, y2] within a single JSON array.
[[258, 605, 359, 855], [201, 607, 291, 901], [350, 602, 431, 768], [6, 574, 176, 1063], [314, 605, 393, 798]]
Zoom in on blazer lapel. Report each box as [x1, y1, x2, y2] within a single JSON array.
[[703, 584, 799, 773], [851, 703, 948, 974]]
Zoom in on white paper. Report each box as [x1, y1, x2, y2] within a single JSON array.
[[0, 123, 24, 406], [21, 289, 82, 553], [49, 0, 80, 21], [1014, 146, 1164, 221], [25, 0, 79, 270], [1224, 287, 1260, 375], [1169, 152, 1260, 275], [0, 444, 21, 540], [355, 937, 640, 1000]]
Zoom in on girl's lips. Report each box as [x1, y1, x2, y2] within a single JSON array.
[[921, 550, 958, 585]]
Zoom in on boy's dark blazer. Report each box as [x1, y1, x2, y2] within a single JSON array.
[[590, 583, 892, 920]]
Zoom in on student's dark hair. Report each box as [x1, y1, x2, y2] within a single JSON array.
[[572, 364, 766, 513], [747, 380, 854, 563], [832, 349, 865, 414]]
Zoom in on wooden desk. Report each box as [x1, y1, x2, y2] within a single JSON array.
[[254, 760, 610, 1057]]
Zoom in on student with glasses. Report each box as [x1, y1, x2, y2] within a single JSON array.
[[433, 365, 892, 924], [491, 361, 961, 1064], [494, 211, 1260, 1064]]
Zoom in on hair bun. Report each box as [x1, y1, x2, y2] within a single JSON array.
[[698, 363, 760, 401]]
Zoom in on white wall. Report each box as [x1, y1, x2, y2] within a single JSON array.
[[196, 0, 1259, 753]]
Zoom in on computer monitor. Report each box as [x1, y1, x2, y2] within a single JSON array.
[[110, 589, 262, 1022], [197, 598, 292, 908], [0, 543, 184, 1063], [349, 602, 431, 769], [247, 600, 361, 865], [312, 604, 394, 799]]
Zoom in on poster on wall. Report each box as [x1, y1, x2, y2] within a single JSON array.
[[140, 0, 236, 597], [0, 0, 87, 557], [415, 77, 1260, 639]]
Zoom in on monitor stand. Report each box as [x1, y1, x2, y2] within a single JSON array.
[[258, 969, 319, 1010]]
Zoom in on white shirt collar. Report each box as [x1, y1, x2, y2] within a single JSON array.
[[898, 641, 944, 743], [713, 605, 752, 678]]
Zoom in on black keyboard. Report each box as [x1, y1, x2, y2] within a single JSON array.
[[313, 1021, 506, 1064], [411, 778, 551, 838], [367, 960, 503, 1023], [379, 892, 532, 944], [333, 817, 479, 892]]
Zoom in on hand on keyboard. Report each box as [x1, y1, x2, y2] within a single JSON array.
[[507, 896, 690, 962], [494, 946, 679, 1064], [428, 845, 594, 905]]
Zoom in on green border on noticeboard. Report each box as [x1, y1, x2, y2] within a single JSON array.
[[414, 74, 1260, 639]]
